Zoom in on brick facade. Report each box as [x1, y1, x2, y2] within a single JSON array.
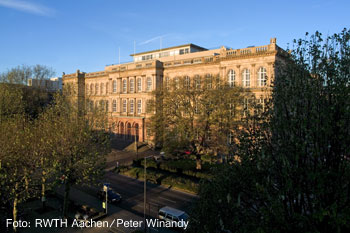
[[62, 38, 288, 144]]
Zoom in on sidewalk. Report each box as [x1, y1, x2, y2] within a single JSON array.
[[55, 186, 143, 233]]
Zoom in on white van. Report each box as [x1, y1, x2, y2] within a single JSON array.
[[158, 206, 189, 222]]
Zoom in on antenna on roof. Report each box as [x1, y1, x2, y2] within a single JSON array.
[[118, 47, 120, 65], [134, 40, 136, 57], [160, 36, 162, 51]]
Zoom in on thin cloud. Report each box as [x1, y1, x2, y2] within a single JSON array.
[[138, 34, 169, 46], [0, 0, 54, 16]]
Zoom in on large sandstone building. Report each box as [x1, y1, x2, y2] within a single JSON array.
[[62, 38, 288, 143]]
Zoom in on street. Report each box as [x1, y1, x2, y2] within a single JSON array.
[[78, 171, 197, 222]]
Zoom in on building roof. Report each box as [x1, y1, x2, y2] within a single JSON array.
[[130, 43, 207, 57]]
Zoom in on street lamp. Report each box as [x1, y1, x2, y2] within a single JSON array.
[[103, 183, 109, 214], [144, 155, 153, 232]]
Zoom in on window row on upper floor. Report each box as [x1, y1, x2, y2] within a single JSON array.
[[84, 67, 268, 95], [86, 98, 153, 115], [164, 67, 268, 90], [228, 67, 268, 87], [86, 77, 154, 96]]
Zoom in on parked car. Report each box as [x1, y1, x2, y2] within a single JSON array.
[[97, 188, 122, 203], [159, 206, 189, 230]]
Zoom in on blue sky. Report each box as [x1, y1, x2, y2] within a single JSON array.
[[0, 0, 349, 76]]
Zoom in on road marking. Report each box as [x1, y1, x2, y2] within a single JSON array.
[[159, 196, 176, 203], [110, 219, 115, 228]]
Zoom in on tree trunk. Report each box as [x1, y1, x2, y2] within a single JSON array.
[[24, 168, 29, 198], [63, 180, 71, 219], [41, 157, 46, 210], [196, 154, 202, 170], [13, 182, 19, 233]]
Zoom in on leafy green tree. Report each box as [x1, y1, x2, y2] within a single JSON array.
[[0, 64, 54, 119], [0, 83, 24, 123], [0, 64, 32, 85], [150, 75, 247, 169], [189, 29, 350, 233], [0, 115, 36, 232], [40, 94, 110, 218]]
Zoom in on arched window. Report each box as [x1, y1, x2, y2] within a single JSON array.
[[113, 80, 117, 93], [135, 124, 139, 141], [146, 77, 152, 91], [112, 100, 117, 112], [242, 69, 250, 87], [106, 82, 109, 94], [258, 67, 267, 87], [90, 84, 93, 95], [184, 76, 190, 89], [120, 122, 124, 136], [123, 80, 127, 93], [127, 123, 131, 139], [95, 83, 99, 95], [137, 78, 142, 92], [101, 83, 104, 95], [130, 99, 134, 113], [130, 79, 134, 92], [228, 70, 235, 87]]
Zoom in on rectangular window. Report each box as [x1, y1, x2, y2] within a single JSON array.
[[112, 100, 117, 112], [146, 127, 151, 138], [229, 103, 235, 117], [113, 80, 117, 93], [243, 98, 249, 117], [146, 100, 153, 113], [195, 77, 201, 89], [137, 100, 142, 114], [137, 78, 142, 92], [123, 80, 127, 93], [179, 48, 189, 55], [146, 77, 152, 91], [206, 75, 212, 89], [257, 97, 265, 114], [142, 54, 153, 60], [195, 101, 200, 114], [123, 99, 127, 113], [130, 79, 134, 92], [130, 100, 134, 113]]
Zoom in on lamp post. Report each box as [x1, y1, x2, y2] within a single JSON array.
[[144, 155, 153, 232], [135, 127, 138, 160]]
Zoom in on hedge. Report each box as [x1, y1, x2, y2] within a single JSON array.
[[120, 167, 199, 193]]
